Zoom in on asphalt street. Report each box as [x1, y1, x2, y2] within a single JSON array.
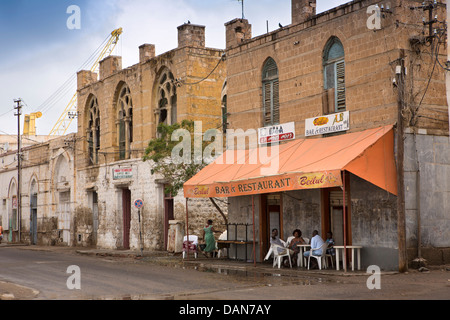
[[0, 246, 449, 302]]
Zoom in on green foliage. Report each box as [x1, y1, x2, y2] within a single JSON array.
[[143, 120, 212, 197]]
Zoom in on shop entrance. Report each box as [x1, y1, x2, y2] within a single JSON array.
[[260, 194, 282, 261], [322, 188, 352, 246]]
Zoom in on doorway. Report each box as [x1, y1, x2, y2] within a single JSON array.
[[122, 189, 131, 250], [163, 187, 174, 251], [30, 193, 38, 245], [321, 188, 352, 246], [260, 194, 282, 261], [90, 191, 99, 246]]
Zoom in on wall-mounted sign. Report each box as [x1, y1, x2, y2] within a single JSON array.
[[258, 122, 296, 145], [113, 167, 133, 180], [305, 111, 350, 137], [134, 199, 144, 209]]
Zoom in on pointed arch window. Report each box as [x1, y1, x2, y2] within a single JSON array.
[[87, 96, 100, 165], [323, 38, 346, 113], [157, 69, 177, 128], [116, 84, 133, 160], [262, 58, 280, 127], [221, 80, 228, 134]]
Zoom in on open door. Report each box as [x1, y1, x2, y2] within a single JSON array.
[[260, 194, 282, 261]]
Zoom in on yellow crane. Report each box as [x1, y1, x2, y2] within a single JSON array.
[[49, 28, 123, 136], [23, 112, 43, 136]]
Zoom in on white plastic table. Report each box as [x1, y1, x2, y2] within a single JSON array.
[[296, 244, 311, 268], [334, 245, 363, 271]]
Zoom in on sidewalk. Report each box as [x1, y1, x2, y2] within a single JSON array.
[[2, 243, 398, 277]]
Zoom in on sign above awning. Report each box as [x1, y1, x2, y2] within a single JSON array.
[[184, 125, 397, 198]]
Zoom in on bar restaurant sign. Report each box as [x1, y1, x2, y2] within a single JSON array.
[[185, 171, 343, 198], [113, 167, 133, 180], [305, 111, 350, 137], [258, 122, 295, 145]]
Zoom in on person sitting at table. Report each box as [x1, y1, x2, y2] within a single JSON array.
[[288, 229, 306, 267], [270, 228, 285, 247], [325, 231, 335, 256], [265, 229, 288, 262], [303, 230, 325, 268]]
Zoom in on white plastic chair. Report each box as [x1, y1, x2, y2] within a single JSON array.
[[182, 235, 198, 259], [272, 245, 292, 269], [307, 242, 329, 270], [303, 237, 310, 244], [285, 236, 295, 247]]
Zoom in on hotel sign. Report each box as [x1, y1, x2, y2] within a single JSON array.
[[305, 111, 350, 137], [258, 122, 295, 145], [113, 167, 133, 180]]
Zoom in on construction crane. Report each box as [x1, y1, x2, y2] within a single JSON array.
[[23, 112, 43, 136], [49, 28, 123, 136]]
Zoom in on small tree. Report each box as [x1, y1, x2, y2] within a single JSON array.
[[143, 120, 227, 223]]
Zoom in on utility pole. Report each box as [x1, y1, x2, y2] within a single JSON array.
[[396, 51, 408, 273], [14, 98, 22, 243]]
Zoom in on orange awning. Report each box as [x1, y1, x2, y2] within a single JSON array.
[[184, 125, 397, 198]]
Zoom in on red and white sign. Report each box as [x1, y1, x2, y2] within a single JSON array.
[[258, 122, 295, 145]]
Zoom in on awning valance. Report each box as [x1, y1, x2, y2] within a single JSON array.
[[184, 125, 397, 198]]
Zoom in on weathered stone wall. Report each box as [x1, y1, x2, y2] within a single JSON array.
[[74, 24, 227, 251], [0, 135, 75, 246], [350, 175, 398, 270], [404, 132, 450, 265], [282, 190, 321, 241]]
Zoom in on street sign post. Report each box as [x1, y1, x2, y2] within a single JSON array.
[[134, 199, 144, 256]]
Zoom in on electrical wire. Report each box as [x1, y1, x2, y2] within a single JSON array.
[[180, 54, 225, 86]]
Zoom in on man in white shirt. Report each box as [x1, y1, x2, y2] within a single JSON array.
[[303, 230, 325, 268]]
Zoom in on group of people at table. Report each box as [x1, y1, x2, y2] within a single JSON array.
[[267, 228, 335, 268]]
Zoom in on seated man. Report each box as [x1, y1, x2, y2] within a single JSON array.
[[303, 230, 325, 268], [264, 229, 285, 261]]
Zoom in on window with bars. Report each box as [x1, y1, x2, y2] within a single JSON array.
[[262, 58, 280, 127], [323, 38, 346, 113]]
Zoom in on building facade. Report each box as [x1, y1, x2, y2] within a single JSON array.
[[0, 134, 76, 246], [215, 0, 449, 269], [75, 23, 228, 250]]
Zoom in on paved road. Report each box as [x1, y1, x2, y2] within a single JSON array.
[[1, 246, 449, 301]]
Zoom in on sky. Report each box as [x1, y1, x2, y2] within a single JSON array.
[[0, 0, 349, 136]]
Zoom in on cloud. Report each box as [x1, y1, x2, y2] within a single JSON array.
[[0, 0, 349, 135]]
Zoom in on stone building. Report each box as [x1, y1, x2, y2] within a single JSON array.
[[0, 134, 76, 246], [75, 23, 227, 251], [185, 0, 449, 270]]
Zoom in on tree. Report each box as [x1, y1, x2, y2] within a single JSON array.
[[143, 120, 227, 224]]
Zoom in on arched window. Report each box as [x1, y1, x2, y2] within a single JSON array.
[[262, 58, 280, 126], [8, 180, 18, 234], [116, 84, 133, 160], [87, 96, 100, 165], [157, 69, 177, 127], [221, 80, 228, 134], [323, 38, 346, 113], [30, 178, 38, 245]]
